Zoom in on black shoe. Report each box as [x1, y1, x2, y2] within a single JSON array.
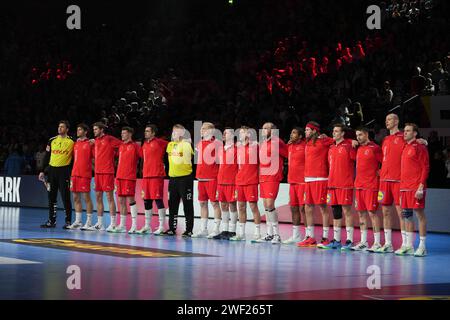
[[40, 220, 56, 228], [62, 222, 71, 230], [213, 231, 228, 240], [161, 229, 176, 236], [225, 232, 236, 240], [182, 231, 193, 238]]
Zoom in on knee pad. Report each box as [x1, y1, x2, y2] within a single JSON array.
[[144, 199, 153, 210], [332, 205, 343, 219], [402, 209, 414, 221], [155, 199, 165, 209]]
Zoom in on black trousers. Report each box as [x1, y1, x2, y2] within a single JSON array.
[[168, 174, 194, 232], [47, 165, 72, 224]]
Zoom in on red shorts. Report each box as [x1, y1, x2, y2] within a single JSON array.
[[378, 181, 400, 206], [94, 174, 115, 192], [70, 176, 91, 193], [236, 184, 258, 202], [198, 180, 218, 202], [304, 180, 328, 205], [355, 189, 379, 212], [327, 188, 354, 206], [142, 177, 164, 199], [115, 179, 136, 197], [400, 190, 426, 209], [259, 181, 280, 199], [289, 183, 306, 206], [217, 184, 237, 203]]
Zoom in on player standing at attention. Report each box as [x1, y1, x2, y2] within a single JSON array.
[[351, 127, 383, 252], [298, 122, 334, 247], [320, 124, 356, 251], [192, 122, 222, 238], [138, 124, 168, 235], [90, 122, 122, 231], [230, 126, 262, 241], [255, 122, 288, 244], [213, 127, 239, 240], [163, 124, 195, 237], [283, 127, 307, 244], [68, 123, 94, 230], [39, 120, 74, 229], [111, 127, 142, 233], [396, 123, 429, 257]]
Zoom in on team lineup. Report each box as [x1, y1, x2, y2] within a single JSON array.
[[38, 114, 430, 257]]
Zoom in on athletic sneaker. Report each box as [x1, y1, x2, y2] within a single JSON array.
[[229, 234, 245, 241], [86, 223, 105, 231], [282, 236, 301, 245], [271, 234, 282, 244], [340, 240, 353, 251], [80, 222, 92, 230], [316, 238, 331, 248], [414, 246, 427, 257], [395, 246, 414, 256], [207, 231, 221, 239], [321, 239, 342, 250], [128, 226, 138, 234], [137, 226, 152, 234], [191, 229, 208, 238], [367, 243, 382, 252], [182, 231, 193, 238], [351, 242, 369, 251], [67, 221, 83, 230], [106, 224, 116, 232], [374, 243, 394, 253], [62, 222, 72, 230], [213, 231, 230, 240], [112, 226, 127, 233], [160, 229, 176, 236], [153, 227, 165, 235], [251, 234, 271, 243], [40, 220, 56, 228], [297, 236, 317, 247]]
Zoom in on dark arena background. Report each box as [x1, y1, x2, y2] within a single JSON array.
[[0, 0, 450, 310]]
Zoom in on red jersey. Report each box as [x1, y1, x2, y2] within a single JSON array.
[[195, 139, 221, 180], [71, 138, 94, 178], [287, 140, 306, 184], [94, 134, 122, 174], [259, 136, 288, 182], [380, 131, 405, 182], [116, 141, 142, 180], [235, 142, 259, 186], [217, 144, 238, 185], [304, 137, 334, 179], [328, 139, 356, 188], [142, 137, 168, 178], [355, 141, 382, 191], [400, 140, 429, 190]]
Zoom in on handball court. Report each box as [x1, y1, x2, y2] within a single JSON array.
[[0, 206, 449, 300]]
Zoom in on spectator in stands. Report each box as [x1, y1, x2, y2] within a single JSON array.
[[3, 147, 25, 176], [411, 66, 426, 95]]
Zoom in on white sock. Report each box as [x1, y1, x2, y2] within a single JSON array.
[[361, 229, 367, 244], [221, 211, 230, 232], [98, 215, 104, 226], [419, 236, 426, 248], [293, 225, 300, 239], [130, 203, 138, 228], [322, 227, 329, 239], [158, 208, 166, 229], [201, 218, 208, 231], [307, 226, 314, 238], [401, 231, 407, 246], [407, 232, 414, 247], [346, 227, 354, 242], [86, 213, 92, 224], [384, 229, 392, 244], [144, 209, 152, 228], [230, 211, 238, 232], [214, 219, 221, 233], [239, 222, 246, 237], [374, 232, 381, 245], [272, 211, 279, 236], [120, 214, 127, 228], [75, 212, 82, 223], [334, 226, 341, 242], [109, 214, 115, 227], [254, 223, 261, 236], [266, 209, 274, 236]]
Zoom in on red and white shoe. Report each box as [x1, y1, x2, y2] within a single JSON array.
[[297, 236, 317, 247]]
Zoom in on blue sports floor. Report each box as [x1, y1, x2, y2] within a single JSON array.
[[0, 206, 449, 300]]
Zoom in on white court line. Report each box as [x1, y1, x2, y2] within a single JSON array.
[[0, 257, 42, 265]]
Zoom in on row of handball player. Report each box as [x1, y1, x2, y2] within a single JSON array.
[[41, 115, 429, 257]]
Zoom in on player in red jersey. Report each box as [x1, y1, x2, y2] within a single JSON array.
[[319, 124, 356, 251], [138, 124, 168, 235], [298, 122, 334, 247], [229, 126, 262, 241], [255, 122, 288, 244], [351, 127, 383, 252], [213, 127, 239, 240], [68, 124, 94, 230], [283, 127, 307, 244], [90, 122, 122, 231], [396, 123, 429, 257], [111, 127, 142, 233], [192, 122, 223, 238]]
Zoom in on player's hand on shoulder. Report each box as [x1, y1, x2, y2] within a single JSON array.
[[38, 172, 45, 182]]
